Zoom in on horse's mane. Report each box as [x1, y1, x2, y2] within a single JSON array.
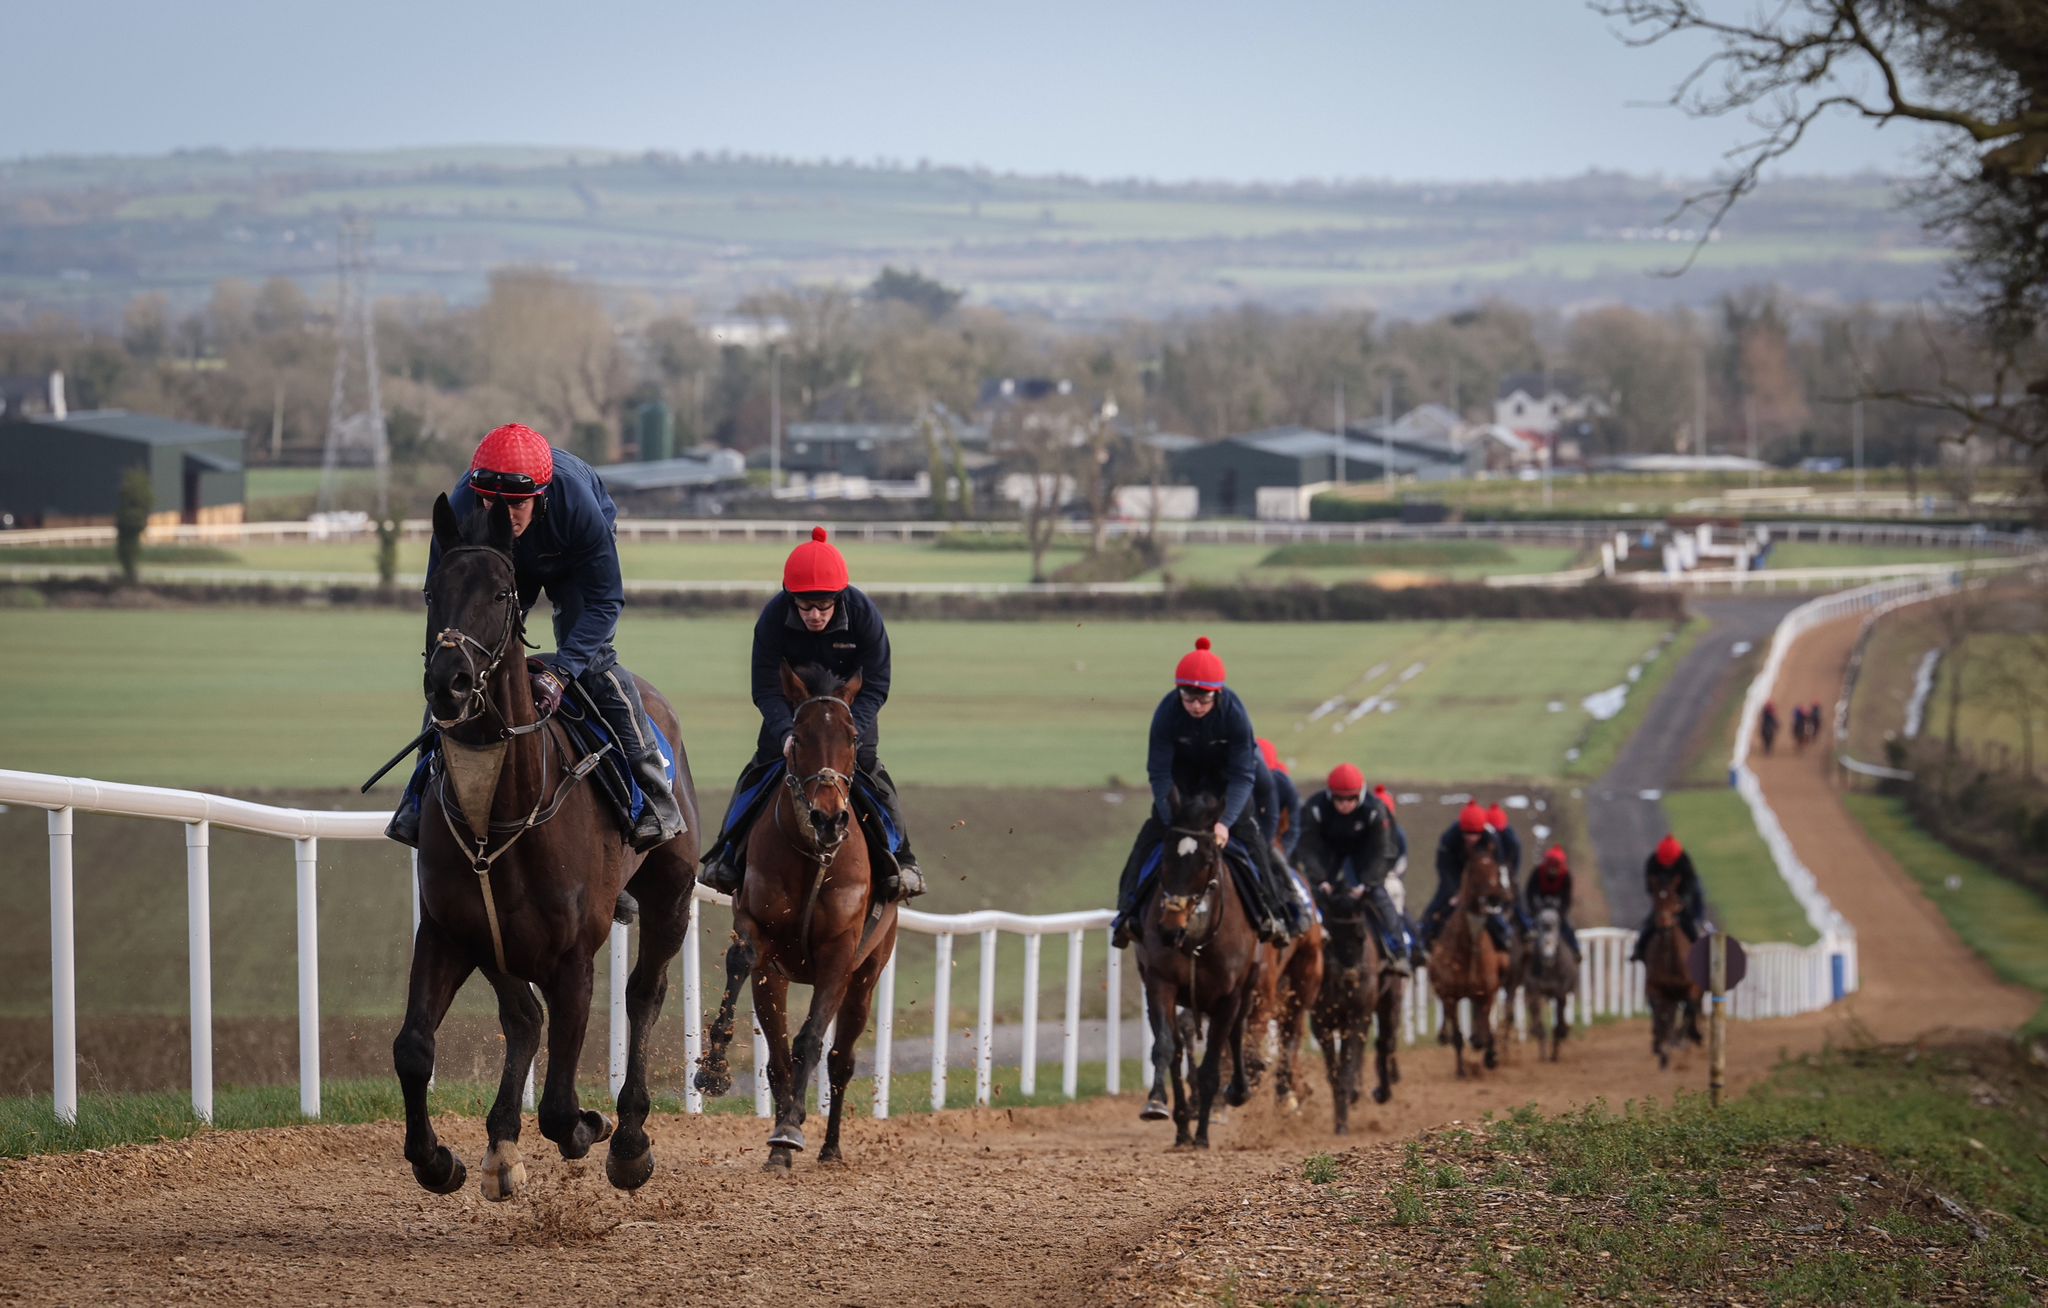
[[793, 663, 851, 700], [1172, 791, 1224, 830], [453, 497, 510, 550]]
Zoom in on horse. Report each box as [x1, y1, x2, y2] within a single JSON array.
[[1135, 793, 1263, 1149], [1241, 861, 1324, 1115], [694, 662, 900, 1169], [396, 494, 700, 1200], [1426, 844, 1510, 1079], [1524, 904, 1578, 1062], [1642, 879, 1703, 1069], [1306, 891, 1384, 1134]]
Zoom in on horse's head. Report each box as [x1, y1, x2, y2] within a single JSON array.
[[1157, 791, 1225, 944], [1458, 842, 1500, 913], [1535, 905, 1562, 962], [1651, 877, 1682, 928], [779, 660, 862, 861], [423, 493, 521, 728]]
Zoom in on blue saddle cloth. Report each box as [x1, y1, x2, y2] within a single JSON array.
[[569, 707, 677, 827], [719, 758, 900, 854]]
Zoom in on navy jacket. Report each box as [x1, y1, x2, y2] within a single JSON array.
[[1435, 823, 1502, 890], [1494, 820, 1523, 878], [1147, 686, 1259, 827], [1525, 860, 1574, 916], [1272, 769, 1303, 856], [434, 447, 621, 681], [751, 586, 891, 766], [1295, 788, 1395, 889], [1643, 852, 1704, 919]]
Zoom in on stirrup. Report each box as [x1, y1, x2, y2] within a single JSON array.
[[889, 859, 927, 901], [613, 891, 639, 926], [1111, 915, 1135, 949], [385, 805, 421, 849], [1384, 954, 1413, 976], [698, 850, 743, 895]]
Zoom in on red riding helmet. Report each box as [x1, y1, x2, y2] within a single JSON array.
[[1655, 833, 1684, 867], [1257, 738, 1285, 773], [783, 526, 851, 594], [1487, 803, 1511, 832], [1542, 844, 1568, 870], [1327, 763, 1364, 797], [1373, 783, 1396, 814], [1174, 636, 1226, 690], [1458, 801, 1488, 835], [469, 423, 555, 498]]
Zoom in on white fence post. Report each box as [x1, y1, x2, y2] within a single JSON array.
[[873, 950, 896, 1120], [1063, 928, 1083, 1099], [47, 806, 77, 1126], [931, 932, 953, 1111], [1020, 933, 1041, 1098], [752, 1014, 771, 1117], [293, 835, 320, 1119], [976, 929, 997, 1106], [1105, 930, 1122, 1094], [185, 820, 213, 1124], [608, 922, 629, 1099], [683, 896, 702, 1114]]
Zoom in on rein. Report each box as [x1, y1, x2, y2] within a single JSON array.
[[425, 545, 547, 740], [778, 692, 861, 963]]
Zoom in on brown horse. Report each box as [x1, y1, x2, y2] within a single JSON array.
[[397, 494, 700, 1200], [1242, 865, 1324, 1114], [1306, 893, 1383, 1134], [695, 663, 900, 1169], [1643, 880, 1703, 1069], [1427, 845, 1510, 1079], [1136, 793, 1263, 1149]]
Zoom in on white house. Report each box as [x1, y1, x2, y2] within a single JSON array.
[[1492, 372, 1611, 436]]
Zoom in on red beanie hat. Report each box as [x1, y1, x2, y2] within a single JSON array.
[[1655, 833, 1684, 867], [783, 526, 851, 594], [1458, 802, 1488, 835], [1487, 803, 1511, 832], [1543, 844, 1568, 869], [1327, 763, 1364, 797], [1174, 636, 1227, 690], [1373, 783, 1396, 814], [469, 423, 555, 497], [1257, 738, 1286, 773]]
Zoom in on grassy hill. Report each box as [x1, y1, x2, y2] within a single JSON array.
[[0, 147, 1946, 321]]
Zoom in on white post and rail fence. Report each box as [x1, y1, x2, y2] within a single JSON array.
[[5, 767, 1846, 1129]]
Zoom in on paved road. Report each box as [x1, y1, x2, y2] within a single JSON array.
[[1585, 596, 1803, 928]]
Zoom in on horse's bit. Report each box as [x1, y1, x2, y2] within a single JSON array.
[[423, 545, 545, 738]]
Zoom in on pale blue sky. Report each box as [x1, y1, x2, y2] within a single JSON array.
[[1, 0, 1933, 182]]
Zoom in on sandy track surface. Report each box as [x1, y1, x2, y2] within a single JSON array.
[[0, 608, 2031, 1307]]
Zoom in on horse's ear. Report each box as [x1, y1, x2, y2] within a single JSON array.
[[486, 497, 514, 553], [779, 660, 807, 707], [432, 493, 458, 549], [838, 669, 862, 705]]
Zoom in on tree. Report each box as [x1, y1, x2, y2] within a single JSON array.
[[1597, 0, 2048, 482], [991, 399, 1080, 583], [472, 269, 628, 454], [114, 467, 151, 584], [869, 266, 963, 319]]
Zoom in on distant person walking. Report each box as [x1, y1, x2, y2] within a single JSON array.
[[1758, 699, 1780, 757]]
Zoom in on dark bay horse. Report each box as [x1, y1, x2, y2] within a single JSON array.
[[1643, 881, 1703, 1068], [1427, 845, 1509, 1079], [397, 494, 699, 1200], [1307, 895, 1384, 1134], [1525, 905, 1578, 1062], [1135, 793, 1262, 1149], [694, 663, 899, 1169], [1243, 867, 1324, 1115]]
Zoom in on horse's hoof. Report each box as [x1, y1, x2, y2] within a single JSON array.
[[605, 1144, 654, 1191], [1194, 1137, 1211, 1150], [1371, 1086, 1391, 1105], [585, 1111, 614, 1146], [1279, 1092, 1299, 1115], [1334, 1123, 1350, 1137], [768, 1125, 806, 1152], [762, 1148, 794, 1172], [411, 1146, 466, 1195], [479, 1142, 526, 1202], [1483, 1049, 1499, 1070], [817, 1148, 844, 1167], [1140, 1099, 1171, 1122], [1225, 1084, 1250, 1109], [692, 1065, 732, 1098]]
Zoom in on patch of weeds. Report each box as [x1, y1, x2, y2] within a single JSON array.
[[1431, 1163, 1468, 1191], [1758, 1249, 1925, 1306], [1302, 1152, 1339, 1185], [1486, 1162, 1527, 1190], [1388, 1183, 1427, 1226]]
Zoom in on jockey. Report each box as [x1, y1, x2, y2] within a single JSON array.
[[1111, 637, 1298, 948], [1374, 784, 1421, 947], [1629, 833, 1705, 962], [1256, 739, 1302, 859], [386, 423, 684, 853], [1487, 802, 1532, 936], [1294, 763, 1414, 973], [1523, 844, 1582, 963], [1417, 801, 1512, 953], [697, 527, 924, 903]]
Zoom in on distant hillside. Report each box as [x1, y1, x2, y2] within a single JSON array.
[[0, 146, 1948, 324]]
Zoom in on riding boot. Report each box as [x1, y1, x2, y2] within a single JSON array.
[[1483, 910, 1513, 953], [700, 757, 777, 895], [1111, 815, 1165, 948], [586, 665, 686, 853], [1629, 914, 1653, 963], [383, 716, 436, 848], [857, 761, 925, 902], [1363, 879, 1412, 975], [1231, 814, 1292, 943]]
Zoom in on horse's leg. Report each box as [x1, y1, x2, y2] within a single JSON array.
[[1192, 995, 1238, 1149], [787, 936, 861, 1148], [393, 916, 474, 1194], [607, 866, 690, 1191], [751, 966, 800, 1167], [1142, 976, 1174, 1121], [1223, 987, 1252, 1110], [1449, 999, 1467, 1080], [1479, 990, 1499, 1071], [819, 953, 881, 1166], [1340, 1018, 1366, 1117], [1373, 990, 1398, 1105], [693, 929, 756, 1098], [1167, 999, 1194, 1148], [476, 967, 543, 1201], [1312, 1007, 1347, 1134], [536, 958, 611, 1159]]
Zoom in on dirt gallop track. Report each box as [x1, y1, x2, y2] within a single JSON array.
[[0, 608, 2031, 1307]]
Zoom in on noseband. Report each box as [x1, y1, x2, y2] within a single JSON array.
[[780, 693, 858, 868], [1157, 824, 1224, 950], [425, 545, 531, 735]]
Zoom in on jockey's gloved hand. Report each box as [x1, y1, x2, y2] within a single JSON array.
[[529, 666, 564, 716], [1318, 881, 1334, 897], [1212, 821, 1229, 847]]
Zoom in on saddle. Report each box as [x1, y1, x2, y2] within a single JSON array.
[[554, 679, 678, 842]]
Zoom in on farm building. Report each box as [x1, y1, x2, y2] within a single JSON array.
[[1171, 427, 1433, 517], [0, 410, 245, 529]]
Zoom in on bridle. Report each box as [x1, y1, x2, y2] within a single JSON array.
[[1157, 824, 1225, 952], [778, 693, 858, 869], [424, 545, 542, 737]]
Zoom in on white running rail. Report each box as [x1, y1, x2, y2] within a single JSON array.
[[1, 768, 1843, 1127]]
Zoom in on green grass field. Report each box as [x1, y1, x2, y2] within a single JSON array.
[[1766, 542, 1981, 570], [1845, 795, 2048, 1034], [1657, 789, 1818, 946]]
